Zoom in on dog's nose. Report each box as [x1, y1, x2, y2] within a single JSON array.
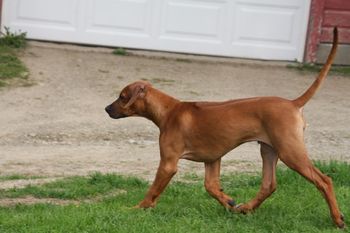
[[105, 105, 112, 113]]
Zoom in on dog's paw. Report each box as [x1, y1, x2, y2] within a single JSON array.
[[134, 200, 156, 209], [234, 203, 253, 214], [226, 201, 249, 214], [337, 213, 346, 229], [227, 199, 236, 207], [337, 222, 346, 230]]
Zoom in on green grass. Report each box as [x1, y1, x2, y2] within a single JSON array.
[[0, 173, 146, 200], [0, 27, 27, 48], [112, 47, 128, 56], [287, 63, 350, 76], [175, 58, 192, 63], [0, 46, 28, 86], [0, 175, 44, 181], [0, 27, 28, 87], [0, 162, 349, 232]]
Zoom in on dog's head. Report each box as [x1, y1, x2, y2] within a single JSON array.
[[105, 81, 151, 119]]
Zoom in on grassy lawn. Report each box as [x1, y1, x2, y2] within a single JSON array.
[[0, 27, 28, 87], [0, 162, 349, 232], [0, 46, 28, 87]]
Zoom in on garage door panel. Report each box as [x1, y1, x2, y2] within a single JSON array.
[[2, 0, 80, 40], [230, 0, 309, 60], [234, 6, 295, 44], [228, 43, 296, 60], [86, 0, 152, 36], [5, 0, 79, 31], [16, 0, 78, 26], [160, 0, 227, 42]]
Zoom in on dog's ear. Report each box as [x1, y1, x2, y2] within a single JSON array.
[[124, 83, 147, 108]]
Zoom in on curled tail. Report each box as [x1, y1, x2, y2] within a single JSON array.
[[293, 27, 338, 108]]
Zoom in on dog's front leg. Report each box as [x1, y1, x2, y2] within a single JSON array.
[[136, 158, 178, 208], [204, 159, 237, 209]]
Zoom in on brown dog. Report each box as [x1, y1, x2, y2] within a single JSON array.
[[105, 28, 344, 228]]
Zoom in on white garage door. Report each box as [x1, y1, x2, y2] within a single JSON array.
[[1, 0, 310, 61]]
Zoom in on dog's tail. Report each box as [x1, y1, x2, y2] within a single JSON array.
[[293, 27, 338, 108]]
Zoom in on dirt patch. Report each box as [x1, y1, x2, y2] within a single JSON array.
[[0, 196, 80, 206], [0, 42, 349, 181], [0, 177, 61, 190], [0, 189, 127, 207]]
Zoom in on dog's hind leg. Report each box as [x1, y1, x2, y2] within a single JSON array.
[[278, 142, 345, 229], [236, 142, 278, 213], [204, 158, 237, 208]]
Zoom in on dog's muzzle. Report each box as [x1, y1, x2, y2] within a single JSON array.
[[105, 104, 112, 114], [105, 104, 126, 119]]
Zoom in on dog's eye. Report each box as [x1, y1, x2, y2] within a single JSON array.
[[119, 94, 127, 101]]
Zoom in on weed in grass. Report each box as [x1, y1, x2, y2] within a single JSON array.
[[287, 62, 350, 76], [0, 26, 27, 48], [113, 47, 127, 56], [188, 90, 200, 96], [175, 58, 192, 63], [0, 162, 348, 232]]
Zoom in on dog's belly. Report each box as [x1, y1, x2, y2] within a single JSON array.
[[180, 134, 272, 163], [180, 150, 219, 163], [180, 142, 242, 163]]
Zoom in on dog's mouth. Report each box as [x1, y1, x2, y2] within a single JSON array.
[[107, 113, 127, 119], [105, 105, 127, 119], [106, 111, 127, 119]]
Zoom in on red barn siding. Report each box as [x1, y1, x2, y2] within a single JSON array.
[[305, 0, 350, 63], [324, 0, 350, 9], [321, 0, 350, 43], [305, 0, 326, 63]]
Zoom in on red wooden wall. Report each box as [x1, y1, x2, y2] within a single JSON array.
[[321, 0, 350, 42], [305, 0, 350, 63]]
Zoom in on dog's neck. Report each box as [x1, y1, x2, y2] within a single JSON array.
[[144, 87, 179, 128]]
